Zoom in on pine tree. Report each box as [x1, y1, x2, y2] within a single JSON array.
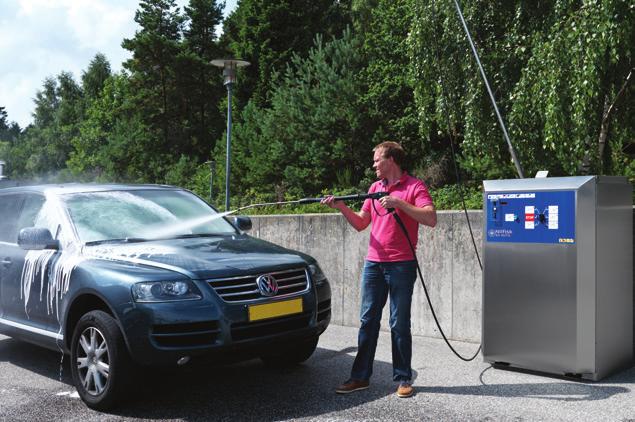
[[122, 0, 185, 154]]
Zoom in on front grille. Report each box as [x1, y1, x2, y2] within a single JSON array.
[[231, 312, 312, 342], [151, 321, 220, 348], [208, 267, 309, 303]]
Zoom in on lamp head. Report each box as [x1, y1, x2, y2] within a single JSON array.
[[211, 59, 250, 86]]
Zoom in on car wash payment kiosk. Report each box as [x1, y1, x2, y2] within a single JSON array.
[[482, 176, 633, 380]]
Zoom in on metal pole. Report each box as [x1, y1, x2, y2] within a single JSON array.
[[452, 0, 525, 179], [225, 83, 233, 211], [209, 169, 214, 204], [208, 161, 214, 204]]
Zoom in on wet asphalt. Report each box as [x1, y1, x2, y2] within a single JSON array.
[[1, 325, 634, 421]]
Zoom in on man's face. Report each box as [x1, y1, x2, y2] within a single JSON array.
[[373, 148, 392, 180]]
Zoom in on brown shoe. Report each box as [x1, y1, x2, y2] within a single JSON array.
[[335, 379, 370, 394], [397, 381, 414, 398]]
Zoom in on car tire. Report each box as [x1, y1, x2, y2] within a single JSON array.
[[260, 336, 319, 367], [70, 310, 132, 410]]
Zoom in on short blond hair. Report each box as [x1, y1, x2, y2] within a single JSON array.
[[373, 141, 405, 168]]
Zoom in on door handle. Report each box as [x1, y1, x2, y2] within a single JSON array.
[[0, 258, 11, 267]]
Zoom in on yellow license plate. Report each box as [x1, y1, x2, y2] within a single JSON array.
[[248, 298, 303, 322]]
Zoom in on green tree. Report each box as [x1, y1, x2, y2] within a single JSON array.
[[12, 72, 84, 178], [226, 29, 367, 199], [410, 0, 634, 181], [0, 107, 21, 145], [82, 53, 112, 100], [0, 107, 21, 177], [0, 107, 8, 131], [509, 0, 634, 178], [354, 0, 423, 172], [68, 73, 157, 182], [221, 0, 352, 107], [122, 0, 185, 156], [176, 0, 227, 160]]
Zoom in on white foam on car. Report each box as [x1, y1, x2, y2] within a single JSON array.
[[18, 191, 196, 318], [88, 243, 176, 259], [17, 189, 219, 386], [20, 193, 84, 319], [20, 249, 56, 317]]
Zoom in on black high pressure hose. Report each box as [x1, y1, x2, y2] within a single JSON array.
[[371, 200, 481, 362]]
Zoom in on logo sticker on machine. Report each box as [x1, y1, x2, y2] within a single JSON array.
[[486, 190, 575, 244]]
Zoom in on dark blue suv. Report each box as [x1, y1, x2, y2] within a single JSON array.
[[0, 184, 331, 409]]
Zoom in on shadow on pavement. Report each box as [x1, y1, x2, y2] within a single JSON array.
[[0, 336, 73, 386], [417, 364, 633, 402], [109, 346, 398, 421], [417, 382, 629, 402], [0, 336, 397, 421]]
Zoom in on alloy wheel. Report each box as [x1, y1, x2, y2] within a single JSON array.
[[76, 326, 110, 396]]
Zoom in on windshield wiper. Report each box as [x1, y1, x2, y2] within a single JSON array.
[[85, 237, 149, 246]]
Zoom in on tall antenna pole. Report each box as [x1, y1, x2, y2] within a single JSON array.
[[452, 0, 525, 178]]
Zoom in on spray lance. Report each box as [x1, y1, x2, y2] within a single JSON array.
[[225, 191, 390, 215]]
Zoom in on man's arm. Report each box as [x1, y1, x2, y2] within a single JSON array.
[[321, 196, 371, 231], [379, 196, 437, 228]]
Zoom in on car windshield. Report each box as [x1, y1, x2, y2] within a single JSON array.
[[62, 189, 236, 243]]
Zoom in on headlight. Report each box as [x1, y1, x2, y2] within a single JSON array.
[[308, 263, 327, 285], [132, 280, 202, 302]]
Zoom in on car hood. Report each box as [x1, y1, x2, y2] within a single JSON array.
[[83, 235, 309, 280]]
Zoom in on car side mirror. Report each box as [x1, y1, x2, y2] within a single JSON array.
[[17, 227, 60, 250], [232, 216, 252, 231]]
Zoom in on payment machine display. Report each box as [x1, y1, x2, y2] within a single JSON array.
[[485, 190, 575, 244]]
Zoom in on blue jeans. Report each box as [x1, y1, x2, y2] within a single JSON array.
[[351, 260, 417, 382]]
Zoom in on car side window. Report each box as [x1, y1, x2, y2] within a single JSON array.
[[0, 194, 24, 243], [17, 194, 46, 231]]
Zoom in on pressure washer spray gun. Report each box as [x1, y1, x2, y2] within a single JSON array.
[[227, 191, 389, 215]]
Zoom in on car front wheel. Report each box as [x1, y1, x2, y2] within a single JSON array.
[[70, 310, 132, 410]]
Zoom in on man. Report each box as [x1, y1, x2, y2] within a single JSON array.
[[321, 141, 436, 398]]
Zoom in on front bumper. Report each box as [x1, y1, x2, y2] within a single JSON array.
[[119, 280, 331, 366]]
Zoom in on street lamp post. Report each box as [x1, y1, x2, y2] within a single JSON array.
[[211, 58, 250, 211]]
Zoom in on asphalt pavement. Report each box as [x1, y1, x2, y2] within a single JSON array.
[[1, 325, 634, 421]]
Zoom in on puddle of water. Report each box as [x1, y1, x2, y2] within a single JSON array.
[[55, 391, 79, 399]]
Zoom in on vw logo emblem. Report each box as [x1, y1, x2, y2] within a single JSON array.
[[256, 274, 278, 297]]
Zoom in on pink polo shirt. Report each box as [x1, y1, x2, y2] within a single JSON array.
[[361, 172, 434, 262]]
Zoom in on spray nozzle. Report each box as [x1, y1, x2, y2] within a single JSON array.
[[297, 191, 388, 204]]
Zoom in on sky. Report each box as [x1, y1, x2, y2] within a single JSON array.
[[0, 0, 237, 129]]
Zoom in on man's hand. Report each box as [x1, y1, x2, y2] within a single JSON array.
[[321, 195, 371, 231], [379, 194, 436, 227], [378, 194, 402, 210], [321, 195, 345, 210]]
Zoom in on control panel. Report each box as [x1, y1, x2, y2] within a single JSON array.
[[485, 190, 576, 244]]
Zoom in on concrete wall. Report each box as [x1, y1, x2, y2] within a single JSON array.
[[251, 211, 484, 343]]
